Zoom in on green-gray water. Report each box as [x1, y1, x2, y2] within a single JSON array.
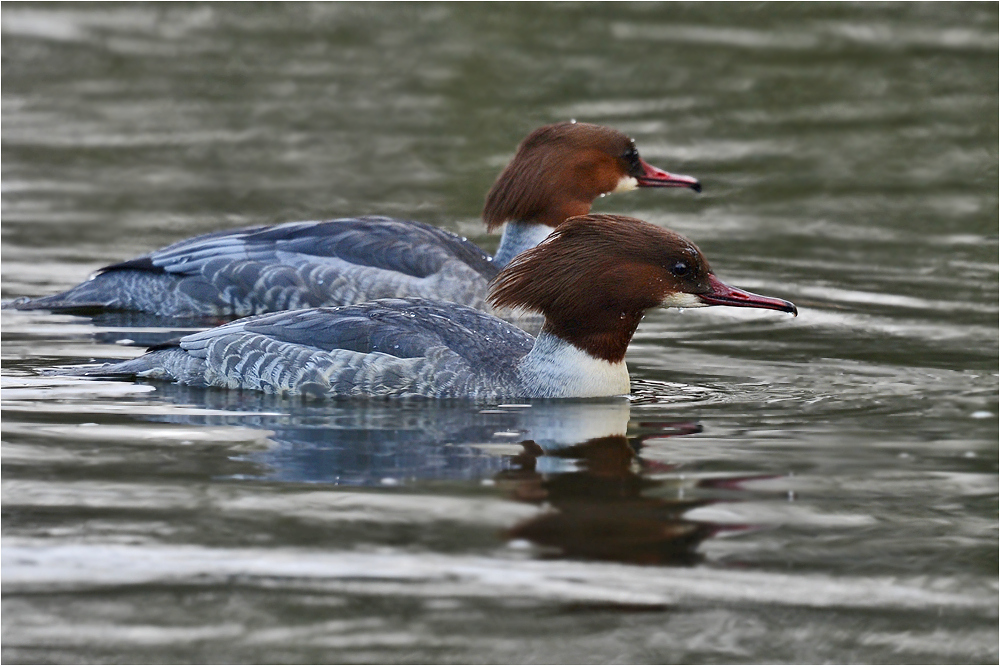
[[2, 4, 997, 663]]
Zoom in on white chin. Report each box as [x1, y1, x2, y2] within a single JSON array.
[[611, 176, 639, 193], [661, 292, 708, 309]]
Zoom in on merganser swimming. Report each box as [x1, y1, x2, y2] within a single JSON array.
[[10, 122, 700, 319], [66, 214, 796, 400]]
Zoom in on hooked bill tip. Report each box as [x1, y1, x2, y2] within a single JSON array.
[[699, 275, 797, 316]]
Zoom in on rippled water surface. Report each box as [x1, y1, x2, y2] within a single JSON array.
[[2, 4, 997, 664]]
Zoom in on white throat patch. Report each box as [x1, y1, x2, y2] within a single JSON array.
[[611, 175, 639, 193], [518, 332, 631, 398], [661, 292, 708, 309]]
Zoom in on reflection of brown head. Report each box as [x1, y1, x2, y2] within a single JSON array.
[[500, 435, 715, 566]]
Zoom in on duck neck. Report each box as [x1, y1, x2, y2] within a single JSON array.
[[492, 221, 555, 268], [516, 330, 631, 398]]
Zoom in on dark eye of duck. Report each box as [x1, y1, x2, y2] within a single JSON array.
[[670, 261, 690, 277], [621, 141, 642, 174]]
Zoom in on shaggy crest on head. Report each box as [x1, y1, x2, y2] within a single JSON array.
[[489, 214, 795, 363], [489, 214, 710, 362], [482, 122, 699, 232], [489, 215, 708, 312]]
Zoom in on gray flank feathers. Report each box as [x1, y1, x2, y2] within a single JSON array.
[[13, 217, 499, 317], [70, 299, 534, 400]]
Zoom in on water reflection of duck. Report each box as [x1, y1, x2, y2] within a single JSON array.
[[500, 428, 719, 566], [10, 122, 699, 318], [152, 393, 635, 485], [112, 386, 728, 565], [64, 215, 796, 399]]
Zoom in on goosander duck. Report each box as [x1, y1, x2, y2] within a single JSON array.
[[11, 122, 700, 319], [67, 214, 796, 400]]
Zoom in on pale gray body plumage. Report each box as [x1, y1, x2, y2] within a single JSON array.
[[87, 299, 538, 400], [13, 217, 500, 318]]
